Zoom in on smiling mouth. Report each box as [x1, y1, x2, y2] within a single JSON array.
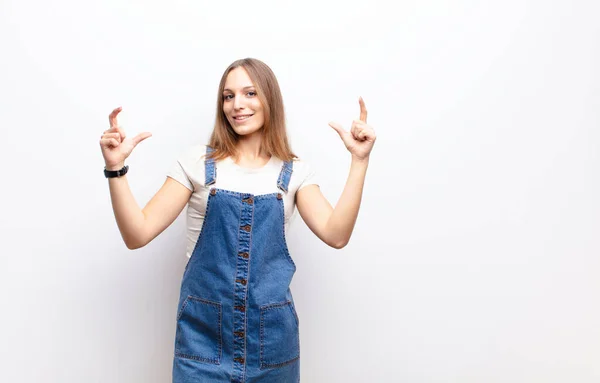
[[233, 114, 253, 121]]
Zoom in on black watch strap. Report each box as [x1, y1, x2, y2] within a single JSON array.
[[104, 165, 129, 178]]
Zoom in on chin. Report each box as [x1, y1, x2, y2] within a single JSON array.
[[233, 125, 262, 136]]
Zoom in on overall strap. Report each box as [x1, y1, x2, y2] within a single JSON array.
[[277, 160, 293, 193], [205, 146, 216, 186]]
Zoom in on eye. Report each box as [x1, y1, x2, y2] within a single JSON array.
[[247, 91, 257, 97], [223, 94, 233, 100]]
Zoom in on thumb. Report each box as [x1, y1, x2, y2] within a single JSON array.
[[328, 122, 346, 138], [132, 132, 152, 146]]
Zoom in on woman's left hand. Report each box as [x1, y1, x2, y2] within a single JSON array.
[[329, 97, 377, 161]]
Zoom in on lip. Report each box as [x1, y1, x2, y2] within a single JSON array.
[[232, 114, 254, 122]]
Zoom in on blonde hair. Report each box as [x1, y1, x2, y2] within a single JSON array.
[[207, 58, 296, 162]]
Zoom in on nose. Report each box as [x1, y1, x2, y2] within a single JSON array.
[[233, 94, 245, 110]]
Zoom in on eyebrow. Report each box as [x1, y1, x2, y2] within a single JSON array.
[[223, 86, 256, 93]]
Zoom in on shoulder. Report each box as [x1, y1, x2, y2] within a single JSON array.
[[170, 143, 210, 180], [291, 157, 315, 176], [289, 157, 318, 191], [176, 144, 209, 165]]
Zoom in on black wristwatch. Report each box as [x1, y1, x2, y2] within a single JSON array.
[[104, 165, 129, 178]]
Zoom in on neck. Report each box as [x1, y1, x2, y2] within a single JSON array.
[[235, 132, 269, 162]]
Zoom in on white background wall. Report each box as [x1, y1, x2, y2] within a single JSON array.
[[1, 0, 599, 382]]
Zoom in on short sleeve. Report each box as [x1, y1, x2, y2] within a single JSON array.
[[166, 144, 206, 192], [167, 159, 194, 191], [296, 159, 319, 191]]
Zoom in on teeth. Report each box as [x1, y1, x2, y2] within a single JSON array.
[[235, 115, 251, 120]]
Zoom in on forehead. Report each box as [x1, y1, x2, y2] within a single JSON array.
[[224, 67, 255, 91]]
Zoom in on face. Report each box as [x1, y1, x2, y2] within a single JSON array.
[[222, 67, 265, 137]]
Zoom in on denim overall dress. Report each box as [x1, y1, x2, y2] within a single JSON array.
[[173, 147, 301, 382]]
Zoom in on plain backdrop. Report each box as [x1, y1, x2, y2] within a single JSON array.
[[1, 0, 599, 382]]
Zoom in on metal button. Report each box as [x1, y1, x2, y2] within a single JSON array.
[[236, 278, 247, 286], [243, 197, 254, 205], [234, 305, 246, 312], [276, 193, 282, 200], [234, 357, 245, 364], [238, 252, 249, 259], [210, 189, 217, 196], [241, 225, 251, 232], [234, 331, 245, 338]]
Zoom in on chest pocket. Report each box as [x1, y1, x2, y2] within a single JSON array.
[[259, 301, 300, 369], [175, 296, 222, 364]]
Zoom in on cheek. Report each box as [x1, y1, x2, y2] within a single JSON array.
[[253, 111, 265, 125], [253, 102, 264, 118], [223, 108, 234, 122], [252, 99, 264, 112]]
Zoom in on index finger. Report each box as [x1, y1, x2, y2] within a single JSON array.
[[359, 97, 367, 123], [109, 106, 122, 128]]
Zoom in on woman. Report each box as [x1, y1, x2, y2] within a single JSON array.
[[99, 58, 376, 382]]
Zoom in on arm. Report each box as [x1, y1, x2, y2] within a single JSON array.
[[108, 176, 192, 249], [296, 157, 369, 249], [100, 106, 192, 250], [297, 97, 376, 249]]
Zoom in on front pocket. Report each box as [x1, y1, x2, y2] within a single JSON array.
[[260, 301, 300, 369], [175, 296, 222, 364]]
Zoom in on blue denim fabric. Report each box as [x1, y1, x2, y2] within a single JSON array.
[[173, 147, 300, 382]]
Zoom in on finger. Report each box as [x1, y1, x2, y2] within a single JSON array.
[[109, 106, 122, 128], [115, 126, 126, 141], [353, 126, 368, 141], [359, 127, 376, 141], [104, 125, 126, 140], [328, 122, 346, 138], [105, 125, 125, 136], [100, 138, 120, 148], [351, 120, 364, 139], [131, 132, 152, 146], [102, 132, 121, 141], [359, 97, 367, 123], [351, 124, 359, 140]]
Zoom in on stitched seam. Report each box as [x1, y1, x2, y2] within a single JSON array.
[[259, 301, 300, 369], [184, 189, 213, 280], [244, 194, 254, 378], [231, 195, 246, 379], [205, 146, 216, 186], [262, 356, 300, 369], [175, 296, 222, 364], [174, 352, 221, 365], [210, 188, 279, 199], [277, 161, 293, 192], [279, 197, 296, 270]]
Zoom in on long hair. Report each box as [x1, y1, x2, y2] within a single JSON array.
[[207, 58, 296, 162]]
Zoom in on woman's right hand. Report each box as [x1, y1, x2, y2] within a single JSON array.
[[100, 107, 152, 170]]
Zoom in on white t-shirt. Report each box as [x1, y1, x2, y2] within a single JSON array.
[[167, 144, 319, 258]]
